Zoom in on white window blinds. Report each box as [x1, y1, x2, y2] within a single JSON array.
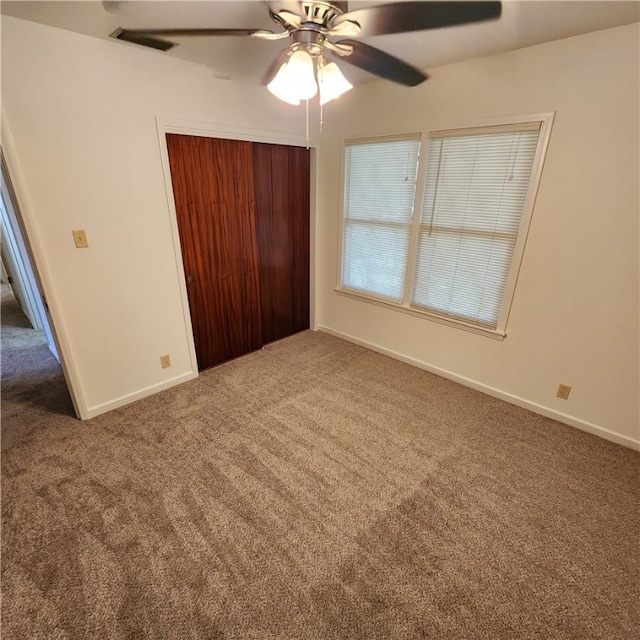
[[341, 137, 420, 301], [338, 116, 551, 336], [411, 127, 541, 328]]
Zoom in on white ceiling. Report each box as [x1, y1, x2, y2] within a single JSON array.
[[2, 1, 639, 84]]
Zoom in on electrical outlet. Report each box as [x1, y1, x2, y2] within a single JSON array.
[[72, 229, 89, 248], [556, 383, 571, 400], [160, 354, 171, 369]]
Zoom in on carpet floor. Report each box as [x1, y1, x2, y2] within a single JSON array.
[[2, 287, 639, 639]]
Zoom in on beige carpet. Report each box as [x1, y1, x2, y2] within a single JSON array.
[[2, 286, 639, 639]]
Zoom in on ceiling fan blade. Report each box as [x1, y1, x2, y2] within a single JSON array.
[[327, 20, 361, 38], [333, 1, 502, 37], [261, 48, 292, 85], [111, 27, 275, 50], [267, 1, 306, 20], [337, 40, 428, 86], [276, 10, 304, 28], [252, 30, 291, 41], [114, 27, 271, 38], [110, 29, 176, 51], [324, 39, 354, 56]]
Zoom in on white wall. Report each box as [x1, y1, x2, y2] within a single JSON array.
[[316, 24, 640, 448], [1, 16, 313, 418]]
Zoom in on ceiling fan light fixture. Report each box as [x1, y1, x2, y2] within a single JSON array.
[[267, 63, 302, 105], [318, 61, 353, 104], [285, 49, 318, 100]]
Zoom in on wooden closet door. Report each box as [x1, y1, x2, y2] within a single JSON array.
[[166, 134, 262, 370], [253, 143, 310, 344]]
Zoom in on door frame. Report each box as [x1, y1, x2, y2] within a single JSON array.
[[155, 116, 318, 374], [1, 192, 41, 331], [0, 119, 82, 418]]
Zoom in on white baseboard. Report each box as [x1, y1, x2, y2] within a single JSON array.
[[82, 371, 199, 419], [319, 326, 640, 451]]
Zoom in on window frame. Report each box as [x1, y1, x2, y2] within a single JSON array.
[[336, 112, 555, 339], [340, 133, 422, 303]]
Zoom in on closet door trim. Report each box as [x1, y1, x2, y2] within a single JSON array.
[[155, 116, 317, 376], [157, 116, 318, 148]]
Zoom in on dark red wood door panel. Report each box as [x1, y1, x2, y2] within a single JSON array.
[[167, 134, 262, 370], [253, 142, 310, 344]]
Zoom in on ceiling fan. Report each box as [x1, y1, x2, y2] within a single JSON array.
[[110, 1, 502, 105]]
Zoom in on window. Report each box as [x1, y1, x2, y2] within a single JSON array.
[[341, 136, 420, 301], [339, 115, 553, 336]]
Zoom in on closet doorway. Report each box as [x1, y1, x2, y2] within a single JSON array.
[[166, 134, 310, 371]]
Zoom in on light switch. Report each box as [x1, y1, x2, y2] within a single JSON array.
[[72, 229, 89, 248]]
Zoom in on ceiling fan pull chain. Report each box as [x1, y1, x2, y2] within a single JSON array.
[[305, 98, 310, 149], [318, 61, 324, 136]]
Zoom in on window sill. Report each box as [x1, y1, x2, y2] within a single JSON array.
[[334, 288, 507, 341]]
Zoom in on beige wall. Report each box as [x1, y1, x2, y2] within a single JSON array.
[[1, 16, 313, 417], [316, 24, 640, 447]]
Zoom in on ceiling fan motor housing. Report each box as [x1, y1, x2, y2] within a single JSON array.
[[301, 1, 348, 25], [296, 1, 348, 25], [290, 29, 326, 56], [270, 1, 347, 29], [270, 1, 350, 56]]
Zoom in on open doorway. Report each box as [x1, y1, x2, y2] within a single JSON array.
[[0, 151, 76, 418], [1, 156, 58, 361], [1, 280, 75, 417]]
